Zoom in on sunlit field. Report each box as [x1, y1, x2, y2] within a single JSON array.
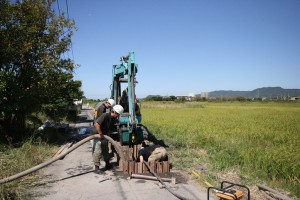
[[141, 101, 300, 197]]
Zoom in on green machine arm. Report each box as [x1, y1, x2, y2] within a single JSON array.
[[111, 52, 145, 145], [111, 52, 138, 124]]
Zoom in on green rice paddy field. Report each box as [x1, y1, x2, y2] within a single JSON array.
[[141, 101, 300, 198]]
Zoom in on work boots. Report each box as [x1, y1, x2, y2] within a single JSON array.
[[104, 161, 113, 170], [94, 165, 103, 174], [94, 162, 112, 174]]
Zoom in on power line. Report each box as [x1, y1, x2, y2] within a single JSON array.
[[65, 0, 75, 63], [65, 0, 70, 19], [56, 0, 61, 16]]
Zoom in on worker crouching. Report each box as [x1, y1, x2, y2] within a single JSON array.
[[138, 141, 168, 163], [91, 105, 124, 174]]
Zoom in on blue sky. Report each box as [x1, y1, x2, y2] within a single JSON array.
[[57, 0, 300, 99]]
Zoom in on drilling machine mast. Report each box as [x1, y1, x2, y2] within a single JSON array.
[[111, 52, 146, 146]]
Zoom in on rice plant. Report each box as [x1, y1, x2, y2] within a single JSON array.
[[142, 101, 300, 198]]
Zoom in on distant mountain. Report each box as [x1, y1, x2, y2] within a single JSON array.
[[208, 87, 300, 98]]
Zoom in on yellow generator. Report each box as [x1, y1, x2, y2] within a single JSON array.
[[207, 181, 250, 200]]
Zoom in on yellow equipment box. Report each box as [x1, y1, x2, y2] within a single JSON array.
[[216, 189, 243, 200]]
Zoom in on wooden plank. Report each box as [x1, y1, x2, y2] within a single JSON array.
[[134, 162, 138, 174], [52, 142, 69, 157], [123, 161, 129, 174], [137, 162, 143, 173], [52, 144, 66, 158], [149, 161, 156, 173], [129, 161, 135, 174], [135, 144, 142, 160], [128, 148, 133, 161], [120, 160, 171, 174], [163, 161, 169, 173], [122, 146, 129, 161], [119, 159, 124, 171], [157, 162, 163, 174], [143, 162, 148, 173]]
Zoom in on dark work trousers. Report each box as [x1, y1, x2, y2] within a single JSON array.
[[90, 127, 109, 167]]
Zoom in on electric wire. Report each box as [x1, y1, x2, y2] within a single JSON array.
[[65, 0, 75, 63], [65, 0, 70, 19], [56, 0, 69, 60], [56, 0, 61, 16]]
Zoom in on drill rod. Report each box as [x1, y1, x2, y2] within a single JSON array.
[[130, 173, 176, 184]]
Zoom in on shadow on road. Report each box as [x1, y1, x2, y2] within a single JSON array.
[[34, 170, 94, 187]]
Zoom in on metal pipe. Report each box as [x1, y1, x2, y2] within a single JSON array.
[[130, 173, 176, 184]]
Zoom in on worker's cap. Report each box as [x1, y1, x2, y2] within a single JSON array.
[[112, 105, 124, 115], [107, 99, 115, 107]]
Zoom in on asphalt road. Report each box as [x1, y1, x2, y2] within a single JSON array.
[[31, 105, 214, 200]]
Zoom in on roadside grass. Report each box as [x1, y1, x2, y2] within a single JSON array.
[[142, 101, 300, 198], [0, 137, 58, 199], [0, 109, 77, 199]]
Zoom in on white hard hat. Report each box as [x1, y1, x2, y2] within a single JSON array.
[[107, 99, 115, 107], [113, 105, 124, 115]]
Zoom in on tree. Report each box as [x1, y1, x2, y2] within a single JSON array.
[[236, 96, 246, 101], [0, 0, 82, 141]]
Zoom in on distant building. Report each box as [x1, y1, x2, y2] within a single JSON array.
[[188, 93, 195, 97], [176, 94, 195, 101], [176, 95, 188, 100], [291, 97, 299, 101], [201, 92, 209, 98]]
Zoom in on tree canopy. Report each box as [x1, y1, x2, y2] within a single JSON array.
[[0, 0, 83, 142]]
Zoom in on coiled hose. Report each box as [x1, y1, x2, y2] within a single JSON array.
[[0, 134, 125, 184]]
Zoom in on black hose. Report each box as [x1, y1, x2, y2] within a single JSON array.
[[143, 161, 191, 200]]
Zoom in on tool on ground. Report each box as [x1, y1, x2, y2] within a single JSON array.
[[257, 184, 292, 200], [207, 181, 250, 200], [191, 169, 213, 188], [129, 173, 176, 184], [98, 175, 112, 183], [98, 178, 109, 183]]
